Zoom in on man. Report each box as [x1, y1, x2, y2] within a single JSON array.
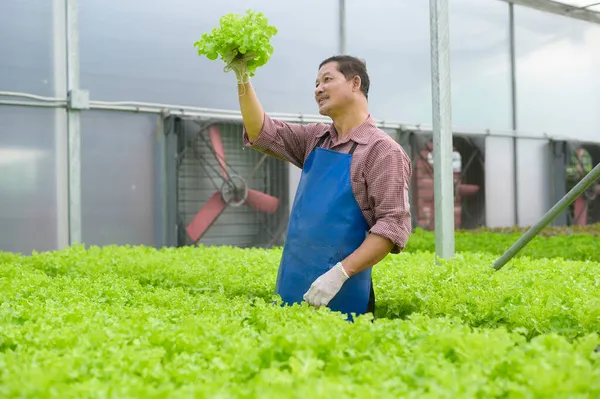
[[231, 55, 412, 319]]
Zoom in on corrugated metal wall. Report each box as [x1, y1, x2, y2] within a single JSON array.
[[0, 107, 59, 254], [80, 111, 157, 246]]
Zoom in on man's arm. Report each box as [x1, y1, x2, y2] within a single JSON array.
[[238, 82, 265, 142], [342, 146, 412, 276], [237, 82, 321, 168], [339, 234, 395, 277]]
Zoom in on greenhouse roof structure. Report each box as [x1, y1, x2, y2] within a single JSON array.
[[501, 0, 600, 23]]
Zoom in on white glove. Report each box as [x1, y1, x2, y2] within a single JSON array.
[[303, 262, 349, 308]]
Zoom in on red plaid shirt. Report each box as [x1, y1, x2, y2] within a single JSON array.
[[243, 113, 412, 253]]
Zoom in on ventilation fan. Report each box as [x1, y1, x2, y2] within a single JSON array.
[[185, 124, 281, 243]]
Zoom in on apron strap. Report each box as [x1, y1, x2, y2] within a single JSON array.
[[349, 142, 358, 155], [311, 134, 329, 153], [311, 131, 359, 155]]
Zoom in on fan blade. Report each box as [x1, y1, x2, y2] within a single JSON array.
[[186, 192, 227, 242], [245, 189, 280, 213], [208, 125, 227, 178]]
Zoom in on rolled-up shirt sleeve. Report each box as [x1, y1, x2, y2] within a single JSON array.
[[243, 113, 320, 169], [366, 146, 413, 254]]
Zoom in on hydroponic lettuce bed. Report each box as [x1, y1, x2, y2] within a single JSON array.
[[405, 224, 600, 263], [1, 232, 599, 398]]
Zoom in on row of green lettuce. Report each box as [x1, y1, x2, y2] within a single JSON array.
[[403, 225, 600, 263], [3, 244, 598, 340], [1, 247, 598, 398]]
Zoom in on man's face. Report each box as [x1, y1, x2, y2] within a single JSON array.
[[314, 62, 355, 116]]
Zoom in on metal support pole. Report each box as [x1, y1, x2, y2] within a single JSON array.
[[429, 0, 455, 261], [66, 0, 83, 245], [509, 3, 520, 227], [493, 162, 600, 270], [339, 0, 347, 54], [164, 116, 180, 247], [53, 0, 69, 250]]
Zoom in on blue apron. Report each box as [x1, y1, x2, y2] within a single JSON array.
[[275, 133, 374, 319]]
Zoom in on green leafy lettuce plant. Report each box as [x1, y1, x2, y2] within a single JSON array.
[[193, 10, 278, 83]]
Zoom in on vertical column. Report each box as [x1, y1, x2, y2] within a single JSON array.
[[53, 0, 68, 249], [165, 116, 182, 247], [548, 140, 568, 226], [429, 0, 455, 261], [66, 0, 83, 245], [154, 113, 167, 248], [339, 0, 346, 55], [509, 2, 519, 226]]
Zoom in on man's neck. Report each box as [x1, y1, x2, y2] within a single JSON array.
[[331, 108, 369, 139]]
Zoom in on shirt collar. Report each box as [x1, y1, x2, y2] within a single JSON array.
[[318, 114, 375, 145]]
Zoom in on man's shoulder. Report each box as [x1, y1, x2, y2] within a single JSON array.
[[364, 126, 410, 159], [308, 121, 333, 136]]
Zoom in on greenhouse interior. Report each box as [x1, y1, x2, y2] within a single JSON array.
[[1, 1, 600, 396], [1, 0, 599, 255]]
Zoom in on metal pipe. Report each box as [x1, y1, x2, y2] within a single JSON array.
[[339, 0, 347, 54], [88, 102, 342, 124], [0, 91, 65, 102], [429, 0, 455, 261], [400, 126, 580, 142], [53, 0, 69, 250], [0, 100, 65, 108], [90, 99, 241, 115], [66, 0, 82, 245], [509, 2, 520, 227], [493, 161, 600, 270]]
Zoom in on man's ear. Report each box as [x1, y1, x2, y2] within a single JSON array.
[[352, 75, 362, 92]]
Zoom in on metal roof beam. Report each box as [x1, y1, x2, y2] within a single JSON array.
[[498, 0, 600, 24]]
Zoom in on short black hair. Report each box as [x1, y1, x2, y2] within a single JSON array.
[[319, 55, 370, 100]]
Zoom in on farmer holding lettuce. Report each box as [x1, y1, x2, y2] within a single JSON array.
[[195, 11, 412, 319]]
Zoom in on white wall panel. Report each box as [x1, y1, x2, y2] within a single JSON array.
[[80, 111, 157, 246], [485, 136, 516, 227], [516, 138, 551, 226], [0, 107, 60, 254], [0, 0, 55, 96]]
